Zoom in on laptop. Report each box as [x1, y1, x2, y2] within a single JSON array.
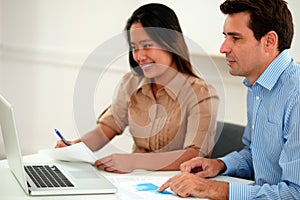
[[0, 94, 117, 196]]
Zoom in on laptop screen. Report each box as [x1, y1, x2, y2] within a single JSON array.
[[0, 95, 29, 194]]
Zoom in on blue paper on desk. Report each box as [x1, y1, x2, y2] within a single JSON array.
[[135, 183, 172, 194]]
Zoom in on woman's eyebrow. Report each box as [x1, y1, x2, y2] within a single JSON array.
[[131, 39, 153, 45]]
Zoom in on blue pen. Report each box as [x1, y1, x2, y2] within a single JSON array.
[[54, 129, 70, 146]]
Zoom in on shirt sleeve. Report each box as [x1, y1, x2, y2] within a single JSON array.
[[183, 81, 219, 156], [219, 123, 254, 179], [221, 147, 300, 200], [220, 92, 300, 200], [228, 181, 300, 200], [97, 73, 132, 134]]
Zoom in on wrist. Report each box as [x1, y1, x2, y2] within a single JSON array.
[[217, 159, 227, 174], [131, 153, 144, 170], [209, 181, 229, 200], [74, 138, 82, 143]]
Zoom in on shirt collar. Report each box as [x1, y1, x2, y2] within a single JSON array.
[[164, 73, 189, 100], [137, 77, 152, 95], [243, 50, 291, 90]]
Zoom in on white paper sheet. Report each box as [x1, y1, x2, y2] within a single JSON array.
[[38, 142, 128, 163], [39, 142, 97, 163]]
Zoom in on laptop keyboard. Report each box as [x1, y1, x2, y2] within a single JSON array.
[[24, 165, 74, 188]]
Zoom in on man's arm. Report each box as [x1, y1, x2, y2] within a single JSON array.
[[225, 94, 300, 199]]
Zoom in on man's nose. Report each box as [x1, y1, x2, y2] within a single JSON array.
[[220, 39, 231, 54]]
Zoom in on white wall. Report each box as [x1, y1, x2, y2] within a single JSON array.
[[0, 0, 138, 159], [0, 0, 299, 159], [0, 0, 2, 45], [139, 0, 225, 55], [287, 0, 300, 60]]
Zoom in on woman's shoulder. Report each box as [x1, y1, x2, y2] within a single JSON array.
[[120, 72, 146, 89], [185, 75, 218, 97], [122, 72, 145, 83], [186, 75, 212, 89]]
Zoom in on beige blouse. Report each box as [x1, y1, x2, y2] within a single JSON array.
[[98, 72, 219, 157]]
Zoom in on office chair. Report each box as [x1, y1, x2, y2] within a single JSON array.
[[211, 121, 245, 158]]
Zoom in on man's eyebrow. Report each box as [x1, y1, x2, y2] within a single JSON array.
[[223, 31, 242, 36]]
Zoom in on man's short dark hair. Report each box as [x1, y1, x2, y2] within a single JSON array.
[[220, 0, 294, 52]]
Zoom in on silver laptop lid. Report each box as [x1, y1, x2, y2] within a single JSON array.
[[0, 95, 29, 194]]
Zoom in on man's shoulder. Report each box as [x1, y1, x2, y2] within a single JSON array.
[[280, 62, 300, 92], [283, 62, 300, 82]]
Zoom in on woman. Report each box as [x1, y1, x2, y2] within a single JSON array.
[[56, 3, 219, 173]]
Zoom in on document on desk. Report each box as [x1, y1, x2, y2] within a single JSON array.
[[106, 171, 254, 200], [108, 174, 196, 200], [39, 142, 126, 163]]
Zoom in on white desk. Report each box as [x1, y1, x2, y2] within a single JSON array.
[[0, 154, 253, 199]]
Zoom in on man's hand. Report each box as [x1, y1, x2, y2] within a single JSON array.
[[158, 172, 229, 199], [180, 157, 226, 178]]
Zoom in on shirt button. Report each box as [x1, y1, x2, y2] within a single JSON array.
[[252, 124, 254, 129], [256, 96, 260, 100]]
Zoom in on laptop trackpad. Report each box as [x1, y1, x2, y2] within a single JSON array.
[[70, 171, 99, 179]]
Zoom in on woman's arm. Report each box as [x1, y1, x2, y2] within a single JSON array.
[[135, 147, 200, 170], [81, 123, 118, 151], [94, 147, 200, 173], [55, 123, 118, 151]]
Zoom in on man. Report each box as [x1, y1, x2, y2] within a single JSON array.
[[158, 0, 300, 199]]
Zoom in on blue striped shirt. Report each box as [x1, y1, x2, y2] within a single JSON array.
[[220, 50, 300, 199]]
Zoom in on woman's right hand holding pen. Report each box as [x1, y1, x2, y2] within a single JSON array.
[[54, 128, 82, 148], [55, 138, 81, 148]]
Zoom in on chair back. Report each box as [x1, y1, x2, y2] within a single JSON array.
[[211, 122, 245, 158]]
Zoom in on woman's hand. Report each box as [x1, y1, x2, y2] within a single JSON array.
[[55, 138, 82, 148], [94, 153, 136, 174]]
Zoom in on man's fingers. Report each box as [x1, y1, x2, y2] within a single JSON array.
[[195, 170, 210, 178], [157, 180, 170, 192]]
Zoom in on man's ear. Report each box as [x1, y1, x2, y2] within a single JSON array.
[[264, 31, 278, 51]]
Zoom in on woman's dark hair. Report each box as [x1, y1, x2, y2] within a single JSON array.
[[125, 3, 198, 77], [220, 0, 294, 52]]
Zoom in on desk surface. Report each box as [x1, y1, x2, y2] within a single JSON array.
[[0, 154, 253, 200]]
